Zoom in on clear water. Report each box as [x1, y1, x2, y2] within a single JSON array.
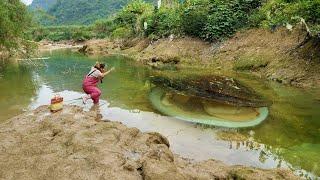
[[0, 50, 319, 178]]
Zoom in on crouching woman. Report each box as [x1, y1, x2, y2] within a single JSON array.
[[82, 62, 114, 104]]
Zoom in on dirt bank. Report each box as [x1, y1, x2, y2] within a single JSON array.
[[212, 28, 320, 88], [76, 27, 320, 88], [0, 105, 298, 179], [38, 40, 84, 52]]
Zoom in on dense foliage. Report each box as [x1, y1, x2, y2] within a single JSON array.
[[109, 0, 261, 41], [145, 7, 183, 38], [0, 0, 33, 52], [113, 0, 154, 37], [202, 0, 261, 41], [29, 26, 95, 42], [181, 0, 210, 37], [29, 0, 320, 42], [249, 0, 320, 35]]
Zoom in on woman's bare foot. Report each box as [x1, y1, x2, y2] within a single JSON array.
[[82, 95, 90, 104]]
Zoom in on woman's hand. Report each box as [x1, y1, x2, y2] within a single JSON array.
[[101, 67, 115, 77]]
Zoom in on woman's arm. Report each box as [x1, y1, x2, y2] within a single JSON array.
[[101, 67, 115, 77]]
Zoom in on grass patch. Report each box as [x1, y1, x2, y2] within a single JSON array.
[[233, 55, 269, 71]]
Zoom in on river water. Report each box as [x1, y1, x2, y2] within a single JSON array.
[[0, 50, 319, 178]]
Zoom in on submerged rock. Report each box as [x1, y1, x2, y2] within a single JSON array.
[[78, 44, 88, 52], [150, 75, 271, 107]]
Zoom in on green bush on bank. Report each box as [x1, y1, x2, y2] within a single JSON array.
[[144, 0, 261, 41], [145, 7, 182, 38], [0, 0, 33, 52], [202, 0, 261, 41], [249, 0, 320, 34], [29, 26, 94, 42], [181, 0, 210, 37], [113, 0, 153, 37], [234, 55, 270, 71], [111, 27, 133, 39], [93, 19, 116, 38]]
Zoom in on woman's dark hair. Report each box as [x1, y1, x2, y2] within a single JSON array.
[[94, 63, 106, 83], [99, 63, 105, 69], [94, 62, 106, 71]]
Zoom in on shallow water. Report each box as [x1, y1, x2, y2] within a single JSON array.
[[0, 50, 319, 178]]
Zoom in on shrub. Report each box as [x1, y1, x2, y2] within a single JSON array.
[[72, 29, 92, 41], [93, 19, 116, 37], [203, 4, 238, 41], [46, 32, 67, 42], [114, 0, 153, 35], [29, 27, 50, 41], [202, 0, 261, 41], [249, 0, 320, 30], [29, 25, 94, 42], [111, 27, 133, 39], [0, 0, 33, 52], [145, 7, 182, 38], [111, 0, 262, 41], [233, 55, 269, 71], [181, 0, 210, 37]]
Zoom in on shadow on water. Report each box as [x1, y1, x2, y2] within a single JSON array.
[[0, 50, 319, 178]]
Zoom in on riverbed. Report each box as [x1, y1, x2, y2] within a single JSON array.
[[0, 50, 319, 178]]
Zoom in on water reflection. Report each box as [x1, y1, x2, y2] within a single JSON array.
[[0, 62, 38, 122]]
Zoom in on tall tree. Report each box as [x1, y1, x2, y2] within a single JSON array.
[[0, 0, 32, 53]]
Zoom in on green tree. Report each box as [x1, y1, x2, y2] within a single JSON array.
[[150, 7, 182, 37], [203, 0, 261, 41], [249, 0, 320, 31], [114, 0, 154, 35], [181, 0, 210, 37], [0, 0, 33, 53]]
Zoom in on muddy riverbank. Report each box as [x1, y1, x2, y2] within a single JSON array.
[[38, 40, 84, 52], [0, 105, 298, 179], [63, 27, 320, 89]]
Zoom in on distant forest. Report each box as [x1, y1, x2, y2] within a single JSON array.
[[30, 0, 156, 25]]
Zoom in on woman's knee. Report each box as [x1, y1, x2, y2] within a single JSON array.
[[93, 98, 99, 104], [91, 89, 101, 98], [97, 89, 101, 96]]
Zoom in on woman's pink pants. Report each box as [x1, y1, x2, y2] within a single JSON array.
[[82, 76, 101, 104]]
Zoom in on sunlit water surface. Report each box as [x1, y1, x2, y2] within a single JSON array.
[[0, 50, 319, 178]]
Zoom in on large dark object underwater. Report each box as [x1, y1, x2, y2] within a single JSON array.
[[149, 75, 271, 128]]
